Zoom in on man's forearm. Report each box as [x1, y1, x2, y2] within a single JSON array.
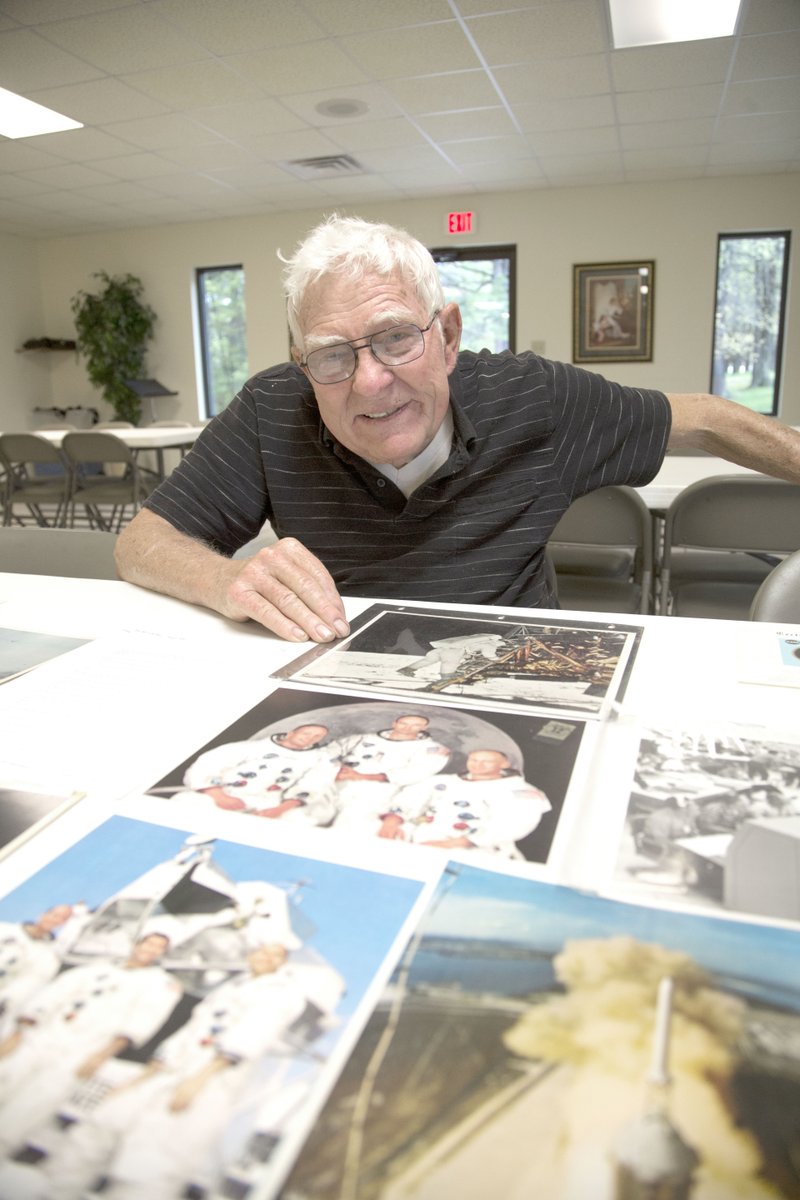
[[667, 393, 800, 482], [115, 509, 244, 620]]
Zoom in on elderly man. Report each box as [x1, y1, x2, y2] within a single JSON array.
[[115, 215, 800, 643]]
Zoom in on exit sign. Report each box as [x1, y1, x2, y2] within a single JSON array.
[[447, 210, 475, 235]]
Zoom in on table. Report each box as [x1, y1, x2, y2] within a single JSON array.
[[33, 424, 205, 480], [635, 454, 762, 512], [0, 577, 798, 1196]]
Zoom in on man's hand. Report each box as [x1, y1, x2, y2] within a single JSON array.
[[223, 538, 350, 643], [115, 512, 350, 644]]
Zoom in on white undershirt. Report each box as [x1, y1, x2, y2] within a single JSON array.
[[371, 408, 454, 498]]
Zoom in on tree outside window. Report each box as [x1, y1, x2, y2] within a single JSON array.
[[710, 232, 790, 416], [431, 246, 516, 353], [197, 265, 249, 416]]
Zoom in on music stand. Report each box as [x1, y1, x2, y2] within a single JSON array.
[[124, 379, 178, 423]]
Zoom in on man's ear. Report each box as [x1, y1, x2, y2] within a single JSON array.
[[439, 303, 462, 374]]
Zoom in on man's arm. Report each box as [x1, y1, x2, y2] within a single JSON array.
[[667, 393, 800, 482], [115, 509, 350, 643]]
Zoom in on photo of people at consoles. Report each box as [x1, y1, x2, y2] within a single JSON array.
[[113, 215, 800, 642]]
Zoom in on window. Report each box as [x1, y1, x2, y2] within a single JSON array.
[[431, 245, 516, 353], [710, 232, 790, 416], [196, 265, 249, 417]]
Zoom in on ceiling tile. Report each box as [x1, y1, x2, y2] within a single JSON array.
[[493, 56, 611, 103], [383, 70, 500, 115], [36, 7, 210, 74], [186, 101, 306, 140], [715, 111, 800, 142], [732, 30, 800, 80], [0, 0, 132, 21], [528, 125, 619, 155], [302, 0, 454, 35], [89, 151, 182, 180], [149, 0, 327, 53], [17, 161, 115, 187], [513, 93, 616, 132], [467, 2, 607, 64], [20, 125, 146, 161], [616, 83, 724, 124], [620, 117, 717, 150], [98, 114, 222, 151], [345, 21, 479, 78], [0, 26, 104, 90], [120, 61, 265, 109], [323, 117, 429, 152], [724, 76, 800, 116], [611, 40, 732, 90], [416, 108, 516, 141], [28, 78, 170, 124], [223, 42, 368, 96], [739, 0, 800, 36], [439, 134, 534, 165]]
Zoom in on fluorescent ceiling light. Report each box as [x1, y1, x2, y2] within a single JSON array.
[[609, 0, 742, 49], [0, 87, 83, 139]]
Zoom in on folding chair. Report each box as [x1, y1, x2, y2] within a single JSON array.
[[61, 431, 158, 532], [749, 548, 800, 623], [0, 527, 120, 579], [549, 485, 654, 614], [660, 475, 800, 619], [0, 432, 71, 527]]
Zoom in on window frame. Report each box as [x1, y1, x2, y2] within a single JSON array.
[[709, 230, 791, 417], [430, 244, 517, 354], [195, 263, 247, 418]]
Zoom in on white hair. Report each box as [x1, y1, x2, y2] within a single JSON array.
[[279, 214, 444, 352]]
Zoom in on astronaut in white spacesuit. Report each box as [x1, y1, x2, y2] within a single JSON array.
[[0, 932, 182, 1159], [181, 722, 338, 823], [0, 904, 75, 1040], [0, 940, 343, 1200], [327, 713, 452, 838], [385, 749, 551, 857]]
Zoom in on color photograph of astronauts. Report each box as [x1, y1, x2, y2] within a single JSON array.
[[274, 604, 642, 719], [0, 816, 427, 1199], [613, 725, 800, 924], [147, 689, 589, 866]]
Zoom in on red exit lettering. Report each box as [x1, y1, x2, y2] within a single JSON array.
[[447, 211, 474, 234]]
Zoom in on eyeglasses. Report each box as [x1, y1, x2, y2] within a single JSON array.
[[301, 311, 440, 385]]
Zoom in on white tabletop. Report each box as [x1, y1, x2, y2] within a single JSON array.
[[32, 425, 205, 450], [0, 576, 797, 803]]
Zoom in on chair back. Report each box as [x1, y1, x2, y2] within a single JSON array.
[[0, 432, 65, 467], [749, 548, 800, 623], [549, 485, 653, 614], [661, 475, 800, 618], [0, 527, 119, 579], [62, 430, 135, 469]]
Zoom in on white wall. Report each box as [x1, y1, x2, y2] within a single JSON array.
[[1, 172, 797, 427], [0, 232, 48, 429]]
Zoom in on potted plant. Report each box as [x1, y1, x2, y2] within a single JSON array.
[[71, 271, 156, 425]]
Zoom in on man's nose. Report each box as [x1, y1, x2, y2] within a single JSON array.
[[351, 345, 393, 393]]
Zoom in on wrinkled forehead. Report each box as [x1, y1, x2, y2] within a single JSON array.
[[297, 269, 426, 348]]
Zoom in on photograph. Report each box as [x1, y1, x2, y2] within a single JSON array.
[[0, 627, 89, 684], [274, 604, 642, 720], [0, 786, 84, 857], [281, 863, 800, 1200], [572, 261, 654, 364], [613, 725, 800, 923], [0, 814, 429, 1200], [145, 687, 590, 869]]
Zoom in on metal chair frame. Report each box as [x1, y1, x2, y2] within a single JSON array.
[[0, 432, 71, 528], [61, 431, 158, 533], [549, 485, 654, 614], [660, 475, 800, 619]]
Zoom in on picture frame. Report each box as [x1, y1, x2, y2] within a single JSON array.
[[572, 260, 654, 364]]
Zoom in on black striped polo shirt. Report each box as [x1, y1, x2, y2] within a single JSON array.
[[145, 349, 670, 608]]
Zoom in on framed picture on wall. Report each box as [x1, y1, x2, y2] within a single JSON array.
[[572, 261, 654, 364]]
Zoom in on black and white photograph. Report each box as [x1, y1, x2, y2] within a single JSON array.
[[274, 605, 642, 720], [0, 814, 429, 1200], [613, 725, 800, 922], [145, 687, 591, 869]]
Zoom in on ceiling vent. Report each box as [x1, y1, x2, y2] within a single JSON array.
[[282, 154, 365, 180]]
